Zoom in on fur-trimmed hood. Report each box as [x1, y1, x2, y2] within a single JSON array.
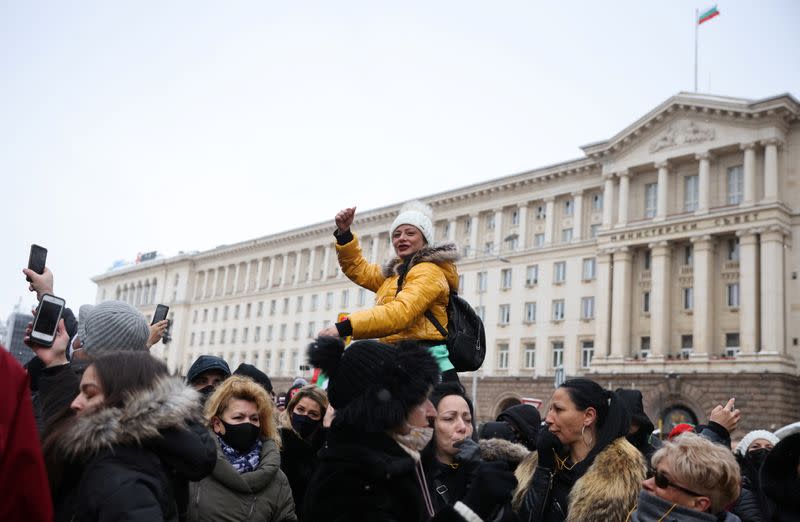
[[381, 242, 460, 280], [479, 438, 531, 465], [59, 375, 204, 460]]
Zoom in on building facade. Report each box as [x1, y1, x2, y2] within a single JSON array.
[[93, 92, 800, 432], [4, 311, 35, 366]]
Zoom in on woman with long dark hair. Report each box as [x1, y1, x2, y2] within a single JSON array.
[[44, 351, 216, 522], [514, 378, 646, 522]]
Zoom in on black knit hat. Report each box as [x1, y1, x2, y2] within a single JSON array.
[[234, 363, 273, 394], [497, 404, 541, 451], [307, 337, 440, 432]]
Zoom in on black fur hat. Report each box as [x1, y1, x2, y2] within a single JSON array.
[[307, 337, 440, 432]]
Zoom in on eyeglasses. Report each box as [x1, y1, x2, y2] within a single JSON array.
[[653, 470, 704, 498]]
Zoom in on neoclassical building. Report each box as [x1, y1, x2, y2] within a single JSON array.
[[93, 92, 800, 432]]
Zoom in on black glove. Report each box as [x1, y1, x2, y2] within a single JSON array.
[[454, 438, 481, 466], [536, 429, 562, 471], [462, 461, 517, 520]]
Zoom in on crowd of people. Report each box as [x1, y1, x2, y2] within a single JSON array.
[[2, 201, 798, 521]]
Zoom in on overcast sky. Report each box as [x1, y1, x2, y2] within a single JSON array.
[[2, 0, 798, 320]]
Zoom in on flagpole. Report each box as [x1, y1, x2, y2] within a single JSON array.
[[694, 8, 698, 92]]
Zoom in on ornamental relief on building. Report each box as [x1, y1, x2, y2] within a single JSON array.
[[649, 121, 716, 153]]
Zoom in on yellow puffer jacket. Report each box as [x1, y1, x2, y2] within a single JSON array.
[[336, 234, 460, 344]]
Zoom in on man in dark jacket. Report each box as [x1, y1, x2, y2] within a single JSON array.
[[616, 388, 659, 468]]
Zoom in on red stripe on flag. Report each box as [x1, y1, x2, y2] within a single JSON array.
[[698, 11, 719, 24]]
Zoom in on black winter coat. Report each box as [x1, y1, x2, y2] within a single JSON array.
[[279, 426, 326, 520], [303, 423, 470, 522], [51, 377, 216, 522], [761, 433, 800, 522]]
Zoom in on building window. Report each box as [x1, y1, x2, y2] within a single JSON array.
[[727, 283, 740, 307], [506, 235, 519, 251], [220, 329, 226, 344], [581, 297, 595, 320], [681, 335, 693, 358], [526, 265, 539, 286], [462, 245, 471, 258], [199, 331, 205, 346], [245, 303, 251, 319], [684, 175, 699, 212], [257, 301, 264, 317], [281, 299, 288, 314], [486, 214, 495, 230], [234, 304, 240, 319], [474, 305, 485, 321], [592, 193, 603, 211], [524, 343, 536, 369], [551, 341, 564, 368], [358, 288, 366, 306], [553, 261, 566, 284], [534, 233, 545, 247], [307, 321, 316, 338], [242, 327, 249, 344], [443, 222, 451, 238], [683, 245, 693, 266], [293, 322, 301, 340], [254, 326, 261, 343], [642, 291, 651, 313], [640, 336, 651, 358], [643, 250, 652, 271], [231, 328, 238, 344], [582, 258, 596, 280], [279, 324, 286, 341], [266, 325, 273, 341], [193, 310, 198, 323], [269, 300, 276, 315], [644, 183, 657, 218], [562, 228, 573, 242], [464, 218, 471, 233], [278, 351, 285, 373], [291, 296, 300, 313], [683, 288, 693, 311], [511, 209, 520, 225], [727, 165, 743, 205], [536, 205, 546, 220], [501, 268, 512, 290], [727, 238, 740, 261], [213, 308, 218, 322], [564, 199, 573, 216], [484, 242, 495, 255], [341, 290, 349, 308], [498, 304, 511, 325], [590, 224, 600, 238], [552, 300, 565, 321], [725, 333, 740, 357], [190, 332, 195, 346], [524, 302, 537, 323], [203, 309, 208, 322], [497, 343, 509, 369], [325, 292, 334, 309], [581, 340, 594, 369], [223, 305, 230, 321], [477, 271, 488, 292]]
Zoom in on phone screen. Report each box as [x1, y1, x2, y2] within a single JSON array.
[[33, 299, 62, 335], [152, 305, 169, 325], [28, 244, 48, 274]]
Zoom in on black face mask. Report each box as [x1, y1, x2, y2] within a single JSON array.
[[745, 447, 770, 471], [219, 421, 261, 453], [291, 413, 321, 440], [198, 385, 215, 403]]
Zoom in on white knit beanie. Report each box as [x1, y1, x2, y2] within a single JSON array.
[[390, 200, 434, 244], [735, 429, 780, 456]]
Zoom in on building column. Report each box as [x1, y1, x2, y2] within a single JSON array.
[[279, 255, 288, 288], [609, 247, 632, 360], [321, 246, 331, 280], [691, 235, 714, 359], [602, 174, 616, 228], [762, 139, 781, 202], [307, 248, 317, 282], [266, 257, 275, 287], [695, 152, 713, 214], [232, 263, 242, 294], [469, 214, 479, 257], [741, 142, 757, 206], [447, 219, 457, 243], [760, 226, 786, 354], [517, 204, 528, 249], [369, 235, 380, 264], [655, 161, 670, 221], [617, 171, 630, 226], [216, 267, 225, 296], [544, 197, 555, 244], [594, 252, 613, 358], [737, 230, 759, 354], [649, 241, 672, 360], [572, 191, 584, 240], [493, 209, 504, 253], [293, 251, 302, 285]]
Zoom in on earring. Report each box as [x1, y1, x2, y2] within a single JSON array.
[[581, 424, 593, 447]]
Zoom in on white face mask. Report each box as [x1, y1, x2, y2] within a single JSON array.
[[395, 425, 434, 451]]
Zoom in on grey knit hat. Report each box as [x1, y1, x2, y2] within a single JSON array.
[[77, 301, 150, 355]]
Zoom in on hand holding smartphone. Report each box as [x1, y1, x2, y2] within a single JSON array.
[[152, 304, 169, 325], [30, 294, 65, 347]]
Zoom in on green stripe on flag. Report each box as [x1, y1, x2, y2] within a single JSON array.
[[698, 5, 719, 24]]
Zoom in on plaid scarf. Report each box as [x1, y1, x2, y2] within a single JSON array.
[[218, 435, 263, 473]]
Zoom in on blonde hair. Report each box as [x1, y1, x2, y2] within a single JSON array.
[[205, 376, 280, 446], [651, 432, 740, 513], [281, 385, 329, 430]]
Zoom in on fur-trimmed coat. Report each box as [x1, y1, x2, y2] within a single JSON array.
[[513, 436, 646, 522], [336, 234, 459, 343], [51, 376, 217, 522]]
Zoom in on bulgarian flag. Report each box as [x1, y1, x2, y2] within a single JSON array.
[[698, 5, 720, 25]]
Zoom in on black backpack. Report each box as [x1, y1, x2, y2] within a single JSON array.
[[424, 292, 486, 372]]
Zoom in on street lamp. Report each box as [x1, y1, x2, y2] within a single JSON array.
[[472, 251, 511, 408]]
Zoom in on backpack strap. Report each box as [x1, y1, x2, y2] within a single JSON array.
[[395, 264, 449, 338]]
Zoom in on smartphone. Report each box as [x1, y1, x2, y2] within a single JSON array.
[[31, 294, 65, 347], [27, 244, 48, 282], [152, 304, 170, 325]]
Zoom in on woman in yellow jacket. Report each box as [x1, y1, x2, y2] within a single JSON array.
[[318, 201, 460, 381]]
